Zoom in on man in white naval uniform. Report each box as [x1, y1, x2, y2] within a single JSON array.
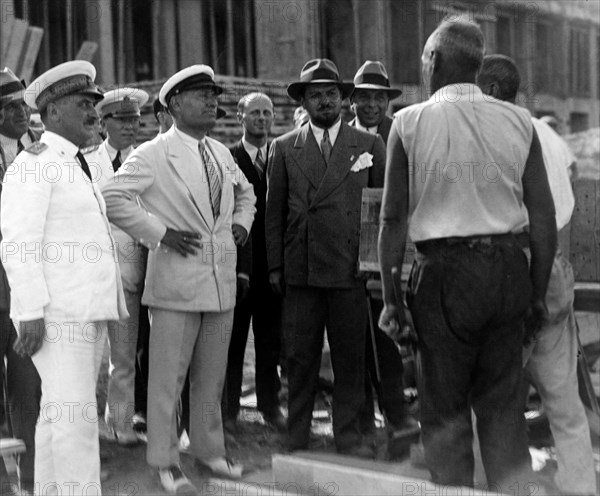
[[1, 60, 127, 495]]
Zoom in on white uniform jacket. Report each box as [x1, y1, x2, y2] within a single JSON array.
[[86, 141, 146, 294], [0, 131, 128, 323], [101, 126, 256, 312]]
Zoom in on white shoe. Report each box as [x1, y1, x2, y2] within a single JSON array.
[[158, 466, 198, 495], [198, 457, 243, 479]]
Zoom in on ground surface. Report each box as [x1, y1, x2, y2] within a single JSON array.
[[96, 318, 600, 494]]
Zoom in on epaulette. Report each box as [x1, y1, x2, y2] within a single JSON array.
[[24, 142, 48, 155], [80, 144, 100, 155]]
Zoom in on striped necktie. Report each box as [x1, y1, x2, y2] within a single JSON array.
[[199, 142, 221, 218], [112, 150, 122, 172], [321, 129, 332, 164], [254, 148, 265, 179]]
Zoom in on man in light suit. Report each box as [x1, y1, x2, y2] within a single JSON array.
[[89, 87, 150, 445], [266, 59, 386, 457], [1, 60, 128, 495], [223, 92, 285, 433], [102, 65, 256, 495]]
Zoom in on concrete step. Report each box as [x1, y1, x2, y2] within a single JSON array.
[[272, 451, 490, 496]]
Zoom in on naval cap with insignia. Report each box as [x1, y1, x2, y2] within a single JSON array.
[[0, 67, 26, 108], [96, 87, 149, 119], [24, 60, 104, 111], [159, 64, 223, 107]]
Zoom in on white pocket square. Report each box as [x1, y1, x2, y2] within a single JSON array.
[[350, 152, 373, 172]]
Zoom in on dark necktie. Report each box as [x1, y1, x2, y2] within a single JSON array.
[[321, 129, 332, 164], [17, 139, 24, 154], [254, 149, 265, 179], [199, 142, 222, 218], [112, 150, 122, 172], [76, 151, 92, 181]]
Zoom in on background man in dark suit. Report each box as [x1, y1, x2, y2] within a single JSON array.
[[348, 60, 400, 144], [266, 59, 386, 457], [223, 92, 285, 433], [0, 68, 41, 496], [348, 60, 418, 458]]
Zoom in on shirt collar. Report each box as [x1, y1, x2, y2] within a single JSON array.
[[309, 117, 342, 147], [429, 83, 483, 103], [104, 139, 133, 161], [354, 119, 378, 134], [241, 137, 267, 163], [41, 131, 80, 157]]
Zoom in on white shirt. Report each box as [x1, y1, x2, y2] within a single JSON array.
[[241, 137, 267, 165], [531, 118, 575, 230], [354, 120, 378, 134], [105, 140, 133, 163], [394, 84, 533, 242], [309, 118, 342, 152], [174, 126, 218, 173]]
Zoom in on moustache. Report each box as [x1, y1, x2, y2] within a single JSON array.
[[84, 118, 98, 126]]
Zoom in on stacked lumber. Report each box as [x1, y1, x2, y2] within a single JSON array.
[[0, 17, 43, 83]]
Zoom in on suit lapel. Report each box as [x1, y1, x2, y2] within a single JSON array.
[[290, 125, 324, 190], [236, 141, 261, 185], [165, 132, 213, 229], [311, 122, 358, 205]]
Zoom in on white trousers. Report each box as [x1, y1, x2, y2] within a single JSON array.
[[146, 308, 233, 468], [31, 321, 107, 496], [106, 290, 141, 434], [523, 252, 597, 495]]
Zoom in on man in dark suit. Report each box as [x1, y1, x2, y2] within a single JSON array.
[[223, 92, 285, 432], [0, 67, 41, 496], [348, 61, 400, 144], [266, 59, 386, 457], [349, 61, 419, 458]]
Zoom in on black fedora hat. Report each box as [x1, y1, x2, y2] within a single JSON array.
[[287, 59, 354, 102]]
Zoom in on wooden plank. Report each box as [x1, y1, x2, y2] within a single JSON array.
[[570, 180, 600, 281], [75, 40, 98, 61], [17, 26, 43, 83], [4, 19, 28, 70], [1, 17, 15, 62]]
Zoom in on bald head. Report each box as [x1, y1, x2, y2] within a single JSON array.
[[422, 17, 485, 92], [477, 54, 521, 103]]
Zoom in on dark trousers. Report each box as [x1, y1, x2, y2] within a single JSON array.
[[0, 310, 41, 490], [223, 280, 282, 421], [284, 285, 366, 452], [360, 297, 407, 433], [408, 240, 532, 490], [134, 304, 150, 415]]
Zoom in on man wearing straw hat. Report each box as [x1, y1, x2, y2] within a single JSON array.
[[266, 58, 386, 457], [1, 60, 128, 494]]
